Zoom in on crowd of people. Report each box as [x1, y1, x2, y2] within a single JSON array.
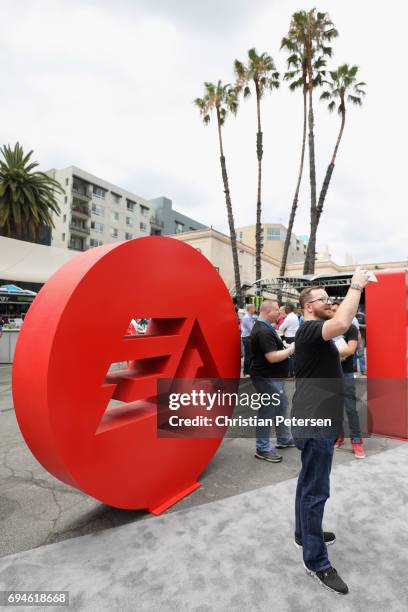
[[239, 270, 371, 595]]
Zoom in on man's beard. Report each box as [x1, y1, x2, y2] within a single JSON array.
[[315, 307, 332, 321]]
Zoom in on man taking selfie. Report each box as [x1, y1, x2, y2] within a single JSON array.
[[291, 270, 370, 595]]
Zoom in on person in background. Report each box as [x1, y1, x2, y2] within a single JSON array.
[[250, 300, 295, 462], [279, 303, 299, 377], [355, 329, 366, 375], [275, 305, 286, 331], [241, 304, 256, 377], [297, 305, 305, 327], [330, 302, 365, 459], [354, 310, 366, 375]]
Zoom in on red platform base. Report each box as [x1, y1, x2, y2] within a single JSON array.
[[149, 481, 201, 515]]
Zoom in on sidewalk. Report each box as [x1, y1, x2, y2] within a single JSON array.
[[1, 444, 408, 611], [1, 364, 407, 610]]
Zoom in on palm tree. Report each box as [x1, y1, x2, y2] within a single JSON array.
[[299, 9, 338, 274], [315, 64, 366, 226], [279, 38, 307, 277], [0, 143, 63, 242], [194, 81, 243, 307], [279, 18, 327, 276], [234, 49, 279, 283]]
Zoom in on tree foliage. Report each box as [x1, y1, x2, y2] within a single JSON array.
[[0, 143, 63, 240]]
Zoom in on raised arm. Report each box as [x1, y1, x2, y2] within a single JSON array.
[[322, 270, 370, 341]]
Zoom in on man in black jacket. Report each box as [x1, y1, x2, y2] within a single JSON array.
[[250, 299, 295, 463]]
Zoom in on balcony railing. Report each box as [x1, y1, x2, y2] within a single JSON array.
[[71, 205, 90, 217], [69, 222, 90, 235], [150, 215, 164, 227], [72, 188, 91, 200]]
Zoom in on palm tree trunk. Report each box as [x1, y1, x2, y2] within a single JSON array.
[[303, 15, 318, 275], [303, 80, 317, 274], [216, 109, 243, 308], [280, 85, 307, 277], [255, 86, 263, 283], [316, 106, 346, 224], [305, 106, 346, 271]]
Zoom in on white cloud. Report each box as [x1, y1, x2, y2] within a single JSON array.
[[1, 0, 407, 265]]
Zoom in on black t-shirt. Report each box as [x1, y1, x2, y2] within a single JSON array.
[[341, 324, 359, 374], [250, 320, 289, 378], [292, 320, 344, 435]]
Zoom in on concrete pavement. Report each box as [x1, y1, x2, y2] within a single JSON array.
[[1, 364, 407, 610]]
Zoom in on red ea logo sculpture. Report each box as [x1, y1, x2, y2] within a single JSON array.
[[12, 237, 240, 513]]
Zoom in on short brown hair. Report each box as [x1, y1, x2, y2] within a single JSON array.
[[299, 285, 325, 309]]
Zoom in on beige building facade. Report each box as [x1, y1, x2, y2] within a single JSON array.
[[1, 229, 406, 300], [176, 228, 407, 296], [237, 223, 308, 265], [174, 229, 281, 295]]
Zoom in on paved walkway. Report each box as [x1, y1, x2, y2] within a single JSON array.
[[0, 365, 401, 558], [1, 444, 408, 611], [1, 364, 407, 610]]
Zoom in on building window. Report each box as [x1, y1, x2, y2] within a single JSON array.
[[90, 238, 103, 247], [127, 199, 135, 212], [71, 218, 87, 230], [239, 232, 243, 241], [91, 221, 104, 233], [140, 222, 147, 232], [69, 236, 84, 250], [92, 203, 105, 216], [110, 227, 119, 238], [64, 196, 68, 204], [111, 211, 119, 222], [125, 232, 133, 240], [267, 228, 281, 240], [140, 205, 149, 217], [189, 227, 195, 231], [175, 221, 184, 234], [126, 216, 133, 226], [73, 178, 88, 196], [111, 192, 121, 204], [62, 233, 65, 241], [93, 185, 106, 199], [65, 178, 69, 186], [63, 214, 67, 223]]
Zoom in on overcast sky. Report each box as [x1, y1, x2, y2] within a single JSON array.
[[1, 0, 407, 264]]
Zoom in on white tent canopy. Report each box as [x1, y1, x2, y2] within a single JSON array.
[[0, 237, 79, 283]]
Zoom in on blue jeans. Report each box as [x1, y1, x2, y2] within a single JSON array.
[[251, 377, 292, 451], [284, 337, 295, 377], [293, 434, 335, 571], [343, 372, 362, 442], [242, 337, 251, 375], [353, 341, 366, 374]]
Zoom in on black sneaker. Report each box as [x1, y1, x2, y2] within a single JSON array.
[[294, 531, 336, 548], [304, 564, 349, 595], [276, 440, 296, 449], [254, 449, 283, 463]]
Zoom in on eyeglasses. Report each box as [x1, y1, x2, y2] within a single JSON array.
[[306, 296, 332, 304]]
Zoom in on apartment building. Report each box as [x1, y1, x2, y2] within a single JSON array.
[[237, 223, 308, 264], [46, 166, 206, 252], [149, 197, 207, 236]]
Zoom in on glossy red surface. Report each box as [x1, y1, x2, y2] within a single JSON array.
[[12, 237, 240, 511], [366, 270, 408, 438]]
